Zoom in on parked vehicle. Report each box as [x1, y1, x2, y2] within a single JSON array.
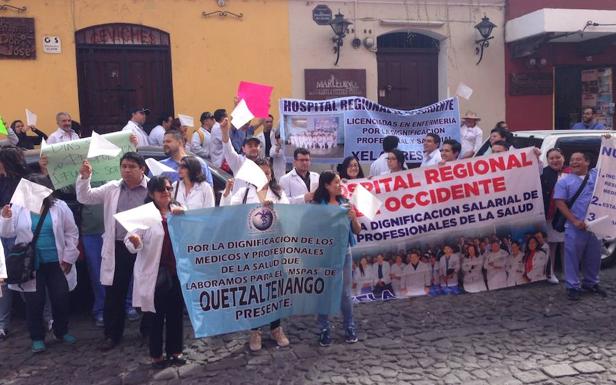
[[476, 130, 615, 268]]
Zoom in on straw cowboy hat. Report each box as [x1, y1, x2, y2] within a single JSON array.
[[462, 111, 481, 121]]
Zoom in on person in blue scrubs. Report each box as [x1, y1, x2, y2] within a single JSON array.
[[553, 151, 606, 300]]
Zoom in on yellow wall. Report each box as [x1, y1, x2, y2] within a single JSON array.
[[0, 0, 291, 135]]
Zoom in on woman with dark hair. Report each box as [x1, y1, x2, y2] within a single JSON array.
[[540, 148, 570, 284], [382, 149, 406, 175], [353, 257, 374, 296], [523, 236, 548, 283], [0, 173, 79, 352], [220, 158, 290, 351], [312, 171, 361, 346], [0, 145, 30, 338], [125, 176, 186, 369], [337, 155, 364, 180], [171, 156, 214, 211], [11, 120, 48, 150], [461, 243, 486, 293], [221, 158, 289, 207]]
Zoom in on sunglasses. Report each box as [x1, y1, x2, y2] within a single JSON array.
[[157, 186, 173, 192]]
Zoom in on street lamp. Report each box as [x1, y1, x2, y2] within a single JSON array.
[[474, 16, 496, 65], [329, 11, 352, 66]]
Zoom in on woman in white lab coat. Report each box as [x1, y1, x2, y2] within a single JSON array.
[[172, 156, 214, 211], [402, 251, 431, 297], [125, 175, 185, 369], [220, 158, 290, 352], [389, 255, 405, 297], [506, 241, 526, 286], [0, 174, 78, 353], [523, 236, 549, 283], [482, 240, 509, 291], [461, 244, 486, 293], [354, 257, 375, 295]]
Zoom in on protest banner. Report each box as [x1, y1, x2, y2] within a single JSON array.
[[586, 137, 616, 239], [42, 131, 134, 189], [342, 148, 547, 300], [168, 204, 350, 338], [279, 96, 460, 164]]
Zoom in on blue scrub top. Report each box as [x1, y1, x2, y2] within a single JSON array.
[[318, 198, 357, 247], [553, 168, 597, 227], [31, 212, 59, 268]]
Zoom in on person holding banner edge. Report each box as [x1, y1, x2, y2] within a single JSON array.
[[554, 151, 607, 301], [222, 158, 291, 351], [312, 171, 361, 346], [125, 176, 186, 369]]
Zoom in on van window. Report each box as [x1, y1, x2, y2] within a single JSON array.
[[554, 136, 601, 167], [475, 136, 543, 157]]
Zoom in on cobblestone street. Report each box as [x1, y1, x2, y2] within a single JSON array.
[[1, 266, 615, 385]]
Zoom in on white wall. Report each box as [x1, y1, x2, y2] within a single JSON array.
[[288, 0, 507, 134]]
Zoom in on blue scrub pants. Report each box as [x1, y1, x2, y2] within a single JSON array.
[[563, 227, 601, 290]]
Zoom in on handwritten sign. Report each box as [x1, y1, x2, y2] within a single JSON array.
[[42, 131, 134, 189]]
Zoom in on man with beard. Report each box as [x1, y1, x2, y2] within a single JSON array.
[[158, 130, 213, 186]]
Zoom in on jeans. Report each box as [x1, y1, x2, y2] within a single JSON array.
[[0, 237, 16, 330], [104, 242, 136, 342], [82, 234, 106, 318], [24, 262, 70, 341], [149, 275, 183, 358], [318, 249, 354, 330]]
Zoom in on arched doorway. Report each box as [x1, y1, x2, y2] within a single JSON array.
[[75, 24, 174, 135], [377, 32, 439, 110]]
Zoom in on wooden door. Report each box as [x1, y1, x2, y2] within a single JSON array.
[[76, 25, 174, 135]]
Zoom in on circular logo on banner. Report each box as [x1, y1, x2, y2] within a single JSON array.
[[249, 206, 275, 231]]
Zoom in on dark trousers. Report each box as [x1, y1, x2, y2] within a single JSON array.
[[24, 262, 69, 341], [149, 275, 184, 358], [251, 320, 281, 331], [104, 242, 136, 342]]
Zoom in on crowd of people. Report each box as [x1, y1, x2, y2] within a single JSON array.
[[0, 103, 610, 369]]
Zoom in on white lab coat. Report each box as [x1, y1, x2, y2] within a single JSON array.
[[461, 256, 486, 293], [506, 251, 525, 286], [525, 250, 548, 282], [439, 254, 460, 287], [268, 137, 287, 182], [483, 249, 509, 290], [222, 139, 253, 195], [124, 221, 165, 313], [402, 262, 431, 296], [75, 176, 149, 286], [256, 130, 276, 159], [0, 236, 6, 297], [47, 128, 79, 144], [390, 263, 405, 296], [369, 153, 388, 177], [191, 128, 211, 159], [0, 201, 79, 292], [373, 262, 391, 285], [279, 168, 319, 204], [122, 120, 149, 147], [421, 149, 442, 167], [210, 123, 224, 167], [221, 185, 289, 206], [173, 180, 214, 210], [353, 264, 375, 295], [148, 125, 165, 146]]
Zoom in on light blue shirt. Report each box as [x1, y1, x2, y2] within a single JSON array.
[[571, 121, 606, 130], [158, 157, 213, 186], [553, 169, 597, 226], [31, 212, 59, 268]]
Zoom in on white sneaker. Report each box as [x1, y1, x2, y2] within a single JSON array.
[[47, 319, 54, 332], [547, 275, 559, 284]]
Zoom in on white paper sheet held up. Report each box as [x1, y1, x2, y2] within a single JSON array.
[[25, 109, 38, 126], [87, 132, 122, 158], [178, 114, 194, 128], [585, 215, 612, 239], [113, 202, 162, 233], [455, 83, 473, 100], [10, 178, 53, 213], [235, 159, 268, 190], [350, 184, 382, 221], [231, 99, 255, 129], [145, 158, 176, 176]]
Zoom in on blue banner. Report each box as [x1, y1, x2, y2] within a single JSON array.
[[168, 204, 350, 338]]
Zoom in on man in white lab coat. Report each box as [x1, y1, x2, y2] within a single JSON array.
[[483, 240, 509, 291], [372, 254, 393, 298], [121, 108, 150, 147], [220, 116, 261, 194], [148, 113, 173, 146], [279, 148, 319, 204]]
